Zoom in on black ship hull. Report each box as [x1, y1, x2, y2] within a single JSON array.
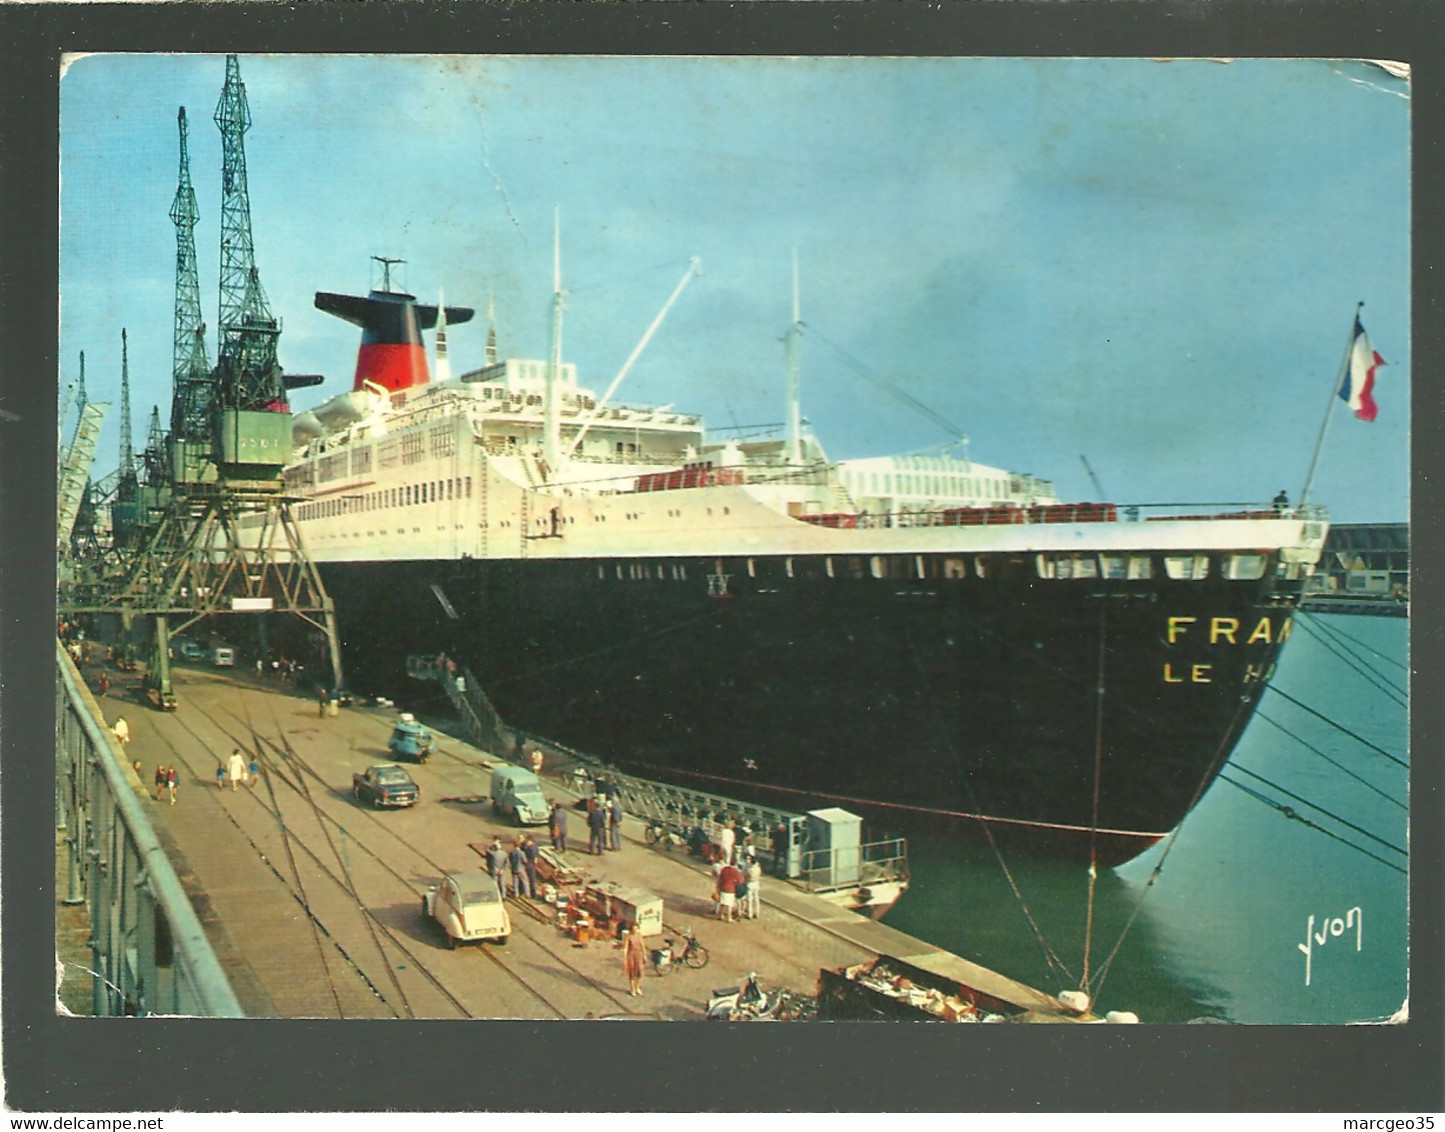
[[317, 550, 1300, 866]]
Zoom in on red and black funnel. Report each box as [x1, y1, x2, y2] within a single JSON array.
[[315, 290, 475, 393]]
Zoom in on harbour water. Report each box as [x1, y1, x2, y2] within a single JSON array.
[[886, 611, 1409, 1025]]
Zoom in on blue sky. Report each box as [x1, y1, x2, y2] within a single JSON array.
[[60, 54, 1409, 522]]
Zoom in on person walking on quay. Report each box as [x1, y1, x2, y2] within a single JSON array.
[[717, 819, 736, 867], [96, 671, 110, 697], [215, 763, 226, 789], [112, 717, 130, 748], [608, 793, 624, 852], [623, 922, 646, 997], [486, 837, 508, 893], [587, 799, 607, 856], [522, 834, 540, 895], [166, 766, 179, 806], [227, 749, 247, 792], [530, 747, 545, 777], [508, 839, 531, 899], [154, 765, 168, 803], [248, 756, 261, 786], [549, 800, 568, 852], [714, 859, 742, 922], [744, 851, 763, 920], [317, 686, 330, 718]]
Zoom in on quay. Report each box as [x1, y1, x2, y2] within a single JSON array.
[[57, 644, 1081, 1021]]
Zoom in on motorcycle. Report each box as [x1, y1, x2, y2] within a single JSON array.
[[705, 972, 776, 1020], [650, 926, 710, 975], [644, 821, 686, 853]]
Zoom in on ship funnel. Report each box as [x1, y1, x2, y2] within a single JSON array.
[[315, 289, 475, 393]]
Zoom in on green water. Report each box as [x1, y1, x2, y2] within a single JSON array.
[[885, 612, 1410, 1024]]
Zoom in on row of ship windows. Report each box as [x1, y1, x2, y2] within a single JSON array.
[[849, 471, 1005, 500], [300, 477, 473, 521], [297, 424, 459, 486], [596, 552, 1275, 583]]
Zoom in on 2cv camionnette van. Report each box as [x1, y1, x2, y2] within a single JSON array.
[[422, 869, 512, 948], [491, 765, 549, 825]]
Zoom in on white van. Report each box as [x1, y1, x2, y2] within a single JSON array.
[[212, 646, 235, 667], [491, 765, 549, 824]]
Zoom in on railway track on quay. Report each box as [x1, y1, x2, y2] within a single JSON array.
[[135, 681, 650, 1020]]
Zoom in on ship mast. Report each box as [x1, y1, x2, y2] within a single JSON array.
[[434, 287, 451, 384], [485, 293, 498, 366], [785, 248, 804, 467], [543, 208, 565, 475]]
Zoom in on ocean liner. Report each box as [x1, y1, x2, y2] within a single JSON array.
[[263, 258, 1328, 866]]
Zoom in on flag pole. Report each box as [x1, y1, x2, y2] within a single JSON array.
[[1299, 301, 1363, 507]]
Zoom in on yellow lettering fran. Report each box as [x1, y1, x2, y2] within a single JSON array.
[[1246, 618, 1273, 645], [1191, 664, 1213, 683], [1210, 617, 1240, 644], [1278, 618, 1293, 643], [1163, 664, 1184, 684], [1167, 616, 1198, 644]]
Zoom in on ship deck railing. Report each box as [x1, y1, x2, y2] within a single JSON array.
[[807, 499, 1330, 531], [596, 768, 812, 879]]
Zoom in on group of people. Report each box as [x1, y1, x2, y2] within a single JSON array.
[[711, 824, 764, 923], [485, 834, 541, 898], [152, 765, 179, 805], [584, 791, 625, 855], [255, 655, 304, 685], [214, 748, 260, 791]]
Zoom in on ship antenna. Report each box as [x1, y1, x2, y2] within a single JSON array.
[[374, 255, 404, 294], [542, 207, 565, 474], [566, 256, 702, 458], [785, 247, 804, 467]]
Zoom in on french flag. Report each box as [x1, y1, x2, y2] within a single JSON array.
[[1339, 315, 1386, 423]]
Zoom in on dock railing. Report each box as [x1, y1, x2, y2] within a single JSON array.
[[56, 640, 245, 1017], [797, 837, 910, 896]]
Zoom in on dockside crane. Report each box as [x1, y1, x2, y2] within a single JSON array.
[[168, 105, 214, 489], [111, 330, 142, 550], [72, 58, 340, 710]]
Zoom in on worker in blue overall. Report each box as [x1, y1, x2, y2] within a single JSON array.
[[508, 839, 531, 899], [609, 793, 624, 851], [587, 800, 607, 856]]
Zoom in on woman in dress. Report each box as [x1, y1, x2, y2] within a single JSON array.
[[623, 922, 647, 997]]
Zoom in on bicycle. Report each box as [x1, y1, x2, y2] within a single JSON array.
[[650, 926, 709, 975]]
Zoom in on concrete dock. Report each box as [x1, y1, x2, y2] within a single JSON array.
[[63, 657, 1073, 1021]]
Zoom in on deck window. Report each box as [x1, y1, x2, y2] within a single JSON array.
[[1101, 555, 1128, 580], [1053, 556, 1099, 580], [1128, 556, 1153, 580], [1164, 554, 1211, 580], [1224, 553, 1268, 580]]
